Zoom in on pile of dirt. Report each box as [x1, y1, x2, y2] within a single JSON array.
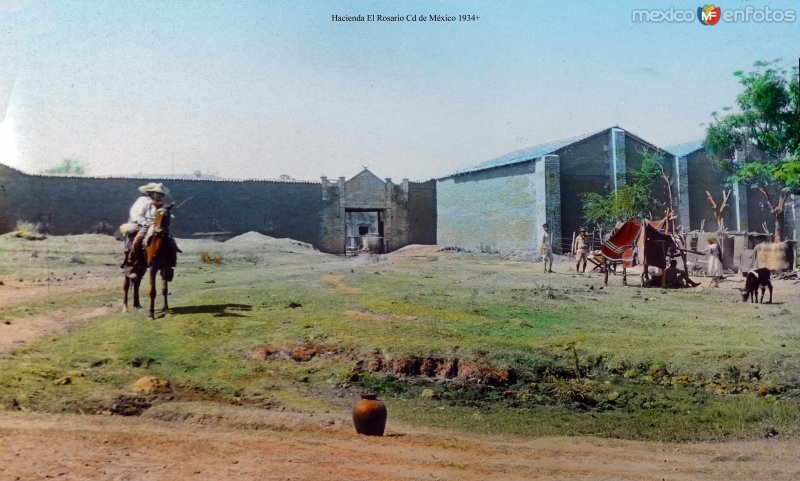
[[226, 232, 317, 250], [391, 244, 443, 255], [225, 232, 278, 245], [176, 231, 332, 262]]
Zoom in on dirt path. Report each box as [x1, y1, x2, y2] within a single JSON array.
[[0, 305, 118, 352], [0, 276, 114, 307], [0, 271, 119, 353], [1, 409, 799, 480]]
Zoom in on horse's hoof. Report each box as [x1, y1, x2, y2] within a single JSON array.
[[122, 306, 128, 313]]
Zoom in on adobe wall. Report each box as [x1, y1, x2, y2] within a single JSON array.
[[624, 136, 675, 211], [0, 164, 320, 246], [437, 161, 541, 253], [557, 132, 610, 243], [1, 164, 438, 254], [407, 180, 437, 246], [686, 149, 736, 231]]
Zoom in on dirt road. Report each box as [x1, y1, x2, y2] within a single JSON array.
[[2, 407, 800, 481]]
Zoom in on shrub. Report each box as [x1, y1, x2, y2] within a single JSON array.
[[201, 252, 223, 264], [14, 221, 46, 241]]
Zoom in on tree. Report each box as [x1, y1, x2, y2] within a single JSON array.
[[705, 189, 732, 231], [42, 158, 87, 176], [704, 60, 800, 240], [582, 150, 662, 231]]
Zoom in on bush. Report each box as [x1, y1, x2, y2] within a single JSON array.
[[201, 252, 223, 264], [14, 221, 46, 241]]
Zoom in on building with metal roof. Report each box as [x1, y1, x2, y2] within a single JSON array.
[[437, 127, 682, 254]]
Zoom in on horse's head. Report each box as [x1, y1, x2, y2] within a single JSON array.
[[153, 202, 175, 231]]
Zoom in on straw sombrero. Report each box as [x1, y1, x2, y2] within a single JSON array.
[[138, 182, 169, 195]]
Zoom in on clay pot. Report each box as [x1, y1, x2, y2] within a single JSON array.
[[352, 393, 387, 436]]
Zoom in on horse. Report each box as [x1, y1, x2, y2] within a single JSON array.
[[122, 231, 147, 313], [122, 203, 178, 318], [144, 202, 178, 318]]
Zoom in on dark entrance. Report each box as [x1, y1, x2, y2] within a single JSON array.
[[345, 209, 385, 254]]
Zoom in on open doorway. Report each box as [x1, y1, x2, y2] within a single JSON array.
[[345, 210, 384, 253]]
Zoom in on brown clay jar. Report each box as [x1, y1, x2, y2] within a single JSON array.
[[352, 393, 387, 436]]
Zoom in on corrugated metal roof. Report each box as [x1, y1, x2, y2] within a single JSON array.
[[447, 128, 610, 177], [667, 141, 704, 157]]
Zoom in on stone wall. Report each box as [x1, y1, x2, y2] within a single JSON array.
[[407, 180, 437, 245], [557, 132, 610, 244], [0, 163, 437, 254], [686, 149, 736, 231], [317, 170, 432, 254], [437, 161, 540, 253], [0, 163, 322, 243]]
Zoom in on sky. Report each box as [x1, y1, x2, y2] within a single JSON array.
[[0, 0, 798, 182]]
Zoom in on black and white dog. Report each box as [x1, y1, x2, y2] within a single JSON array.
[[741, 267, 773, 303]]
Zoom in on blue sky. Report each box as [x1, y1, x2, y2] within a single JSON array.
[[0, 0, 798, 181]]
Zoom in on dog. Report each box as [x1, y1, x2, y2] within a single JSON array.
[[741, 267, 773, 303]]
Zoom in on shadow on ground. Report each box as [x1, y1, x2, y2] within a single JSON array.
[[168, 304, 253, 317]]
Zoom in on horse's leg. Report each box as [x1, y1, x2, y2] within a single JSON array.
[[604, 258, 609, 285], [162, 270, 169, 313], [622, 265, 627, 286], [149, 267, 157, 319], [123, 276, 130, 313], [133, 272, 143, 309]]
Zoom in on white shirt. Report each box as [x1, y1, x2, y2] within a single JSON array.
[[129, 196, 157, 226], [541, 231, 552, 251]]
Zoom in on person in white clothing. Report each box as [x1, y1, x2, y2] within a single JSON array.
[[540, 223, 554, 273], [704, 237, 723, 287], [122, 182, 169, 276], [574, 227, 589, 273]]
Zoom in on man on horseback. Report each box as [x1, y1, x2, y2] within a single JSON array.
[[122, 182, 170, 278]]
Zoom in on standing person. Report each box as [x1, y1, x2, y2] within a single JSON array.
[[540, 223, 554, 273], [123, 182, 169, 277], [703, 236, 723, 287], [575, 227, 589, 273]]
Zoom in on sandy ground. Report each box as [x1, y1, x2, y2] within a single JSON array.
[[2, 238, 800, 479], [1, 408, 800, 481]]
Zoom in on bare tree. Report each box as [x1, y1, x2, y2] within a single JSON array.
[[704, 190, 731, 231]]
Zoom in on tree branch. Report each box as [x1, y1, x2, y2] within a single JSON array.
[[705, 190, 718, 210]]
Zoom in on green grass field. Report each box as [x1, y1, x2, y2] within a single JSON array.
[[1, 234, 799, 441]]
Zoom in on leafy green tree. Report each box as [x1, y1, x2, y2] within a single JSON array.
[[582, 150, 662, 231], [42, 158, 86, 176], [704, 60, 800, 240]]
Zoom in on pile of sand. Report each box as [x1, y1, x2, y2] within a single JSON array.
[[225, 232, 318, 251], [225, 232, 277, 245]]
